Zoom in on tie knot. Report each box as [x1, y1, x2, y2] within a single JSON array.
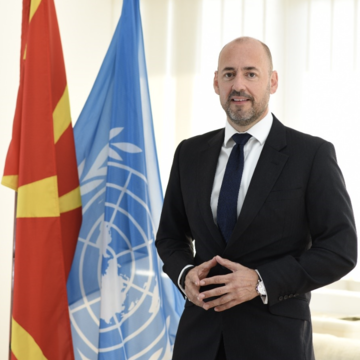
[[232, 133, 252, 146]]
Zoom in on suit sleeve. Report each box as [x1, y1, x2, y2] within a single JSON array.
[[257, 141, 357, 306], [156, 140, 195, 290]]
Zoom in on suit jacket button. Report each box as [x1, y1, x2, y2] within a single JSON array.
[[284, 295, 288, 300], [279, 296, 283, 301]]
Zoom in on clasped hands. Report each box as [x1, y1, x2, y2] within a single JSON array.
[[184, 255, 259, 312]]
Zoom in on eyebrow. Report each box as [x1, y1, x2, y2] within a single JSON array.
[[220, 67, 236, 73], [242, 66, 259, 71], [220, 66, 259, 73]]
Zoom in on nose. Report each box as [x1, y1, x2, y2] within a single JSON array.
[[231, 75, 246, 92]]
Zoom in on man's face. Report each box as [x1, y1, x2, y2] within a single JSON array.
[[214, 40, 278, 130]]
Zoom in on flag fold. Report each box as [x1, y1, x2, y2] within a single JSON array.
[[67, 0, 184, 359], [2, 0, 82, 359]]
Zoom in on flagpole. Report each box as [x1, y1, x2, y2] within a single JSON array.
[[8, 192, 16, 360]]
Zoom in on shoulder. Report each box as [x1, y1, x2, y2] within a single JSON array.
[[182, 128, 224, 146], [285, 126, 326, 146], [272, 115, 333, 153], [286, 127, 337, 165], [175, 128, 224, 154]]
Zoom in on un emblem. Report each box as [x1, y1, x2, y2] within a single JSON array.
[[68, 128, 173, 360]]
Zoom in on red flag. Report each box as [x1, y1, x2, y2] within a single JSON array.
[[2, 0, 82, 358]]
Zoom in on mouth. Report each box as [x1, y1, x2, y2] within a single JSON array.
[[231, 98, 249, 103], [228, 91, 253, 104]]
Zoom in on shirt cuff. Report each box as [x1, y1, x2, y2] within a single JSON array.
[[255, 269, 268, 304], [178, 265, 194, 296]]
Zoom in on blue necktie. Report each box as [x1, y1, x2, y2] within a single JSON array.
[[217, 133, 252, 242]]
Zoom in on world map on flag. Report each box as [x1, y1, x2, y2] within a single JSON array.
[[68, 128, 173, 360]]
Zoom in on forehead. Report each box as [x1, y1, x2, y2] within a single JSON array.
[[218, 40, 269, 72]]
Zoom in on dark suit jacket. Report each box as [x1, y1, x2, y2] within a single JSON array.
[[156, 116, 357, 360]]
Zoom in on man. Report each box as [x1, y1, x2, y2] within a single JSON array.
[[155, 37, 357, 360]]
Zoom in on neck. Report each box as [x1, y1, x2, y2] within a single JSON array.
[[227, 110, 269, 132]]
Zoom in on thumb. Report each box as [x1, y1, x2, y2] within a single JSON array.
[[200, 256, 217, 271], [197, 256, 217, 282], [215, 255, 240, 272]]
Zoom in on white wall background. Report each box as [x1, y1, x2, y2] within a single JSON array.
[[1, 0, 360, 358]]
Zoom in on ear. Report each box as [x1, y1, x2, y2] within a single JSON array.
[[270, 70, 278, 94], [213, 71, 220, 95]]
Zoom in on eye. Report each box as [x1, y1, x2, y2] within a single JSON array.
[[247, 72, 256, 78], [224, 72, 234, 79]]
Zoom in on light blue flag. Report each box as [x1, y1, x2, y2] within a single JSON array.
[[67, 1, 184, 359]]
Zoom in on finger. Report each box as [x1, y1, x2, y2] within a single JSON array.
[[185, 274, 203, 302], [202, 294, 231, 310], [214, 299, 238, 312], [186, 295, 203, 307], [199, 256, 218, 272], [186, 268, 200, 284], [204, 293, 252, 311], [187, 297, 203, 308], [185, 273, 201, 295], [199, 274, 229, 287], [185, 278, 199, 291], [195, 257, 218, 285], [187, 263, 211, 284], [186, 288, 205, 308], [215, 255, 241, 272], [198, 285, 228, 301]]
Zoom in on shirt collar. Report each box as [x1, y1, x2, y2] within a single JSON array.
[[224, 111, 273, 147]]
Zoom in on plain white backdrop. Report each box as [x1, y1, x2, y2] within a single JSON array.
[[1, 0, 360, 357]]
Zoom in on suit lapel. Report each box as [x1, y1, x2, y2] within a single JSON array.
[[197, 129, 226, 250], [226, 117, 289, 251]]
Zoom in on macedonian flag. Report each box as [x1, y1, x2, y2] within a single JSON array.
[[2, 0, 82, 359]]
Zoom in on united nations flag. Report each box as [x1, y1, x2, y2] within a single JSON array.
[[66, 0, 184, 359]]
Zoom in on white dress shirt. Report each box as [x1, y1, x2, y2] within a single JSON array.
[[178, 112, 273, 304], [210, 112, 273, 222]]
